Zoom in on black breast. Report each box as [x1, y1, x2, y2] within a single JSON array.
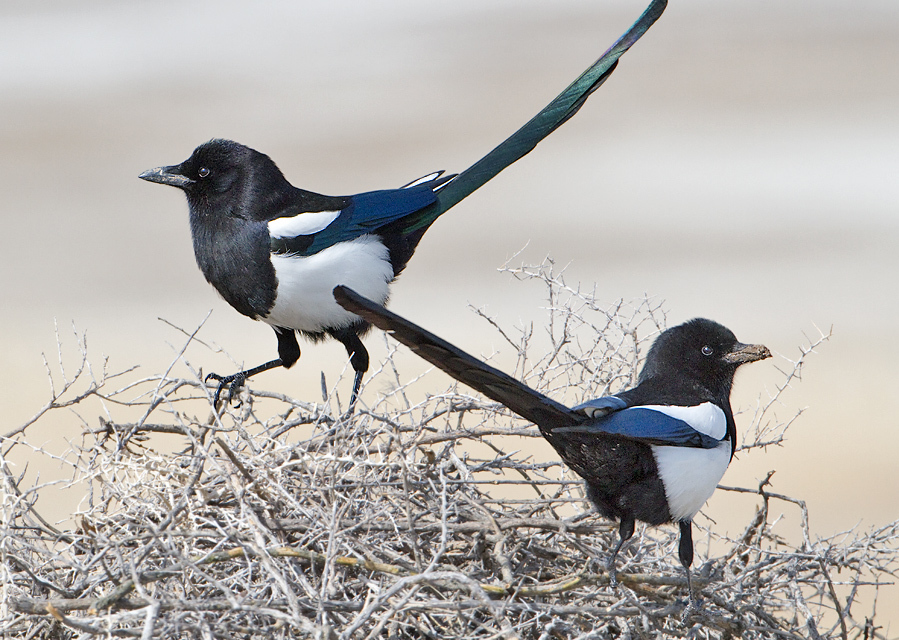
[[189, 213, 277, 320]]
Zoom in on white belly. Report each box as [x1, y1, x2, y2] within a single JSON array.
[[652, 441, 731, 521], [264, 235, 393, 333]]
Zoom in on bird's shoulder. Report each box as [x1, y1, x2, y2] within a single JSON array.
[[347, 183, 440, 227], [267, 175, 449, 257], [266, 171, 452, 236], [562, 381, 728, 449]]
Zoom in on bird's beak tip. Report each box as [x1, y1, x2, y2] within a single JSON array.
[[139, 166, 193, 188], [725, 343, 771, 365]]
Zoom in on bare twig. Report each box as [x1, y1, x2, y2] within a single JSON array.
[[2, 259, 891, 640]]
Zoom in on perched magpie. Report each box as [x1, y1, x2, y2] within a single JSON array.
[[138, 0, 666, 407], [333, 285, 770, 606]]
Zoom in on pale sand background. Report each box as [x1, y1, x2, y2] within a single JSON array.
[[1, 0, 897, 625]]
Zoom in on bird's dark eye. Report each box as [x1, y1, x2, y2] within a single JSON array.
[[701, 345, 714, 356], [198, 167, 211, 178]]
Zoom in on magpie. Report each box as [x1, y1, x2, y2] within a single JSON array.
[[333, 285, 770, 606], [138, 0, 666, 408]]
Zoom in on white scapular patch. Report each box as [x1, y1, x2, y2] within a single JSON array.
[[268, 210, 341, 239], [652, 441, 731, 521], [264, 235, 393, 333], [581, 405, 615, 419], [641, 402, 727, 440], [402, 172, 442, 189]]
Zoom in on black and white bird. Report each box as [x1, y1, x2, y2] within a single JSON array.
[[333, 285, 770, 606], [137, 0, 667, 408]]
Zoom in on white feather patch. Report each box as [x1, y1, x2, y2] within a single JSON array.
[[402, 172, 442, 189], [268, 210, 341, 239], [264, 235, 392, 333], [640, 402, 727, 440], [652, 441, 731, 521]]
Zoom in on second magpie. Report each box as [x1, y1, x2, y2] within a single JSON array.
[[333, 285, 770, 607]]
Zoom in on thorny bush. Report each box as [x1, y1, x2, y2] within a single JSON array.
[[1, 261, 891, 639]]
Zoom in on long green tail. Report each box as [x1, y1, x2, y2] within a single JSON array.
[[404, 0, 667, 235]]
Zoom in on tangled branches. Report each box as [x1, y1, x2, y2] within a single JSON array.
[[1, 262, 892, 639]]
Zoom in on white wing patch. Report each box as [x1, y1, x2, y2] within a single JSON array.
[[268, 210, 341, 239], [580, 406, 614, 419], [402, 172, 443, 189], [641, 402, 727, 440], [652, 441, 731, 521], [264, 235, 392, 334]]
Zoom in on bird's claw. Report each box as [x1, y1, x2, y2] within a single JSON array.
[[606, 559, 620, 588], [680, 598, 704, 624], [205, 372, 246, 407], [608, 570, 620, 589]]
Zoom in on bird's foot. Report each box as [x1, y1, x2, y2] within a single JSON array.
[[606, 559, 620, 589], [680, 597, 705, 624], [205, 371, 247, 408], [679, 561, 704, 623]]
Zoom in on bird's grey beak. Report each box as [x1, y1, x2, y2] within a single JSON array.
[[722, 342, 771, 365], [139, 165, 194, 188]]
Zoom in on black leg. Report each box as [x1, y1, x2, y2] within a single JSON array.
[[274, 327, 301, 368], [205, 327, 299, 407], [350, 370, 364, 408], [330, 326, 369, 410], [608, 516, 635, 586], [678, 520, 697, 606]]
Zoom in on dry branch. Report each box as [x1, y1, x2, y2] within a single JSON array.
[[1, 260, 893, 639]]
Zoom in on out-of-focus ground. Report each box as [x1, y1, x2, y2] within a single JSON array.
[[1, 0, 897, 627]]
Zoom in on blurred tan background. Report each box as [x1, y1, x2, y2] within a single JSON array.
[[1, 0, 897, 625]]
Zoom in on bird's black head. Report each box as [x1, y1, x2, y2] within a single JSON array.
[[638, 318, 771, 399], [139, 139, 291, 220]]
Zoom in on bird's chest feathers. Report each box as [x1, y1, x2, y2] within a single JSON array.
[[651, 440, 731, 523], [264, 235, 393, 334], [189, 212, 276, 319], [645, 402, 732, 521]]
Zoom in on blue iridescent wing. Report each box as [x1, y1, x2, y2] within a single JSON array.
[[557, 405, 723, 449], [271, 182, 441, 257]]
